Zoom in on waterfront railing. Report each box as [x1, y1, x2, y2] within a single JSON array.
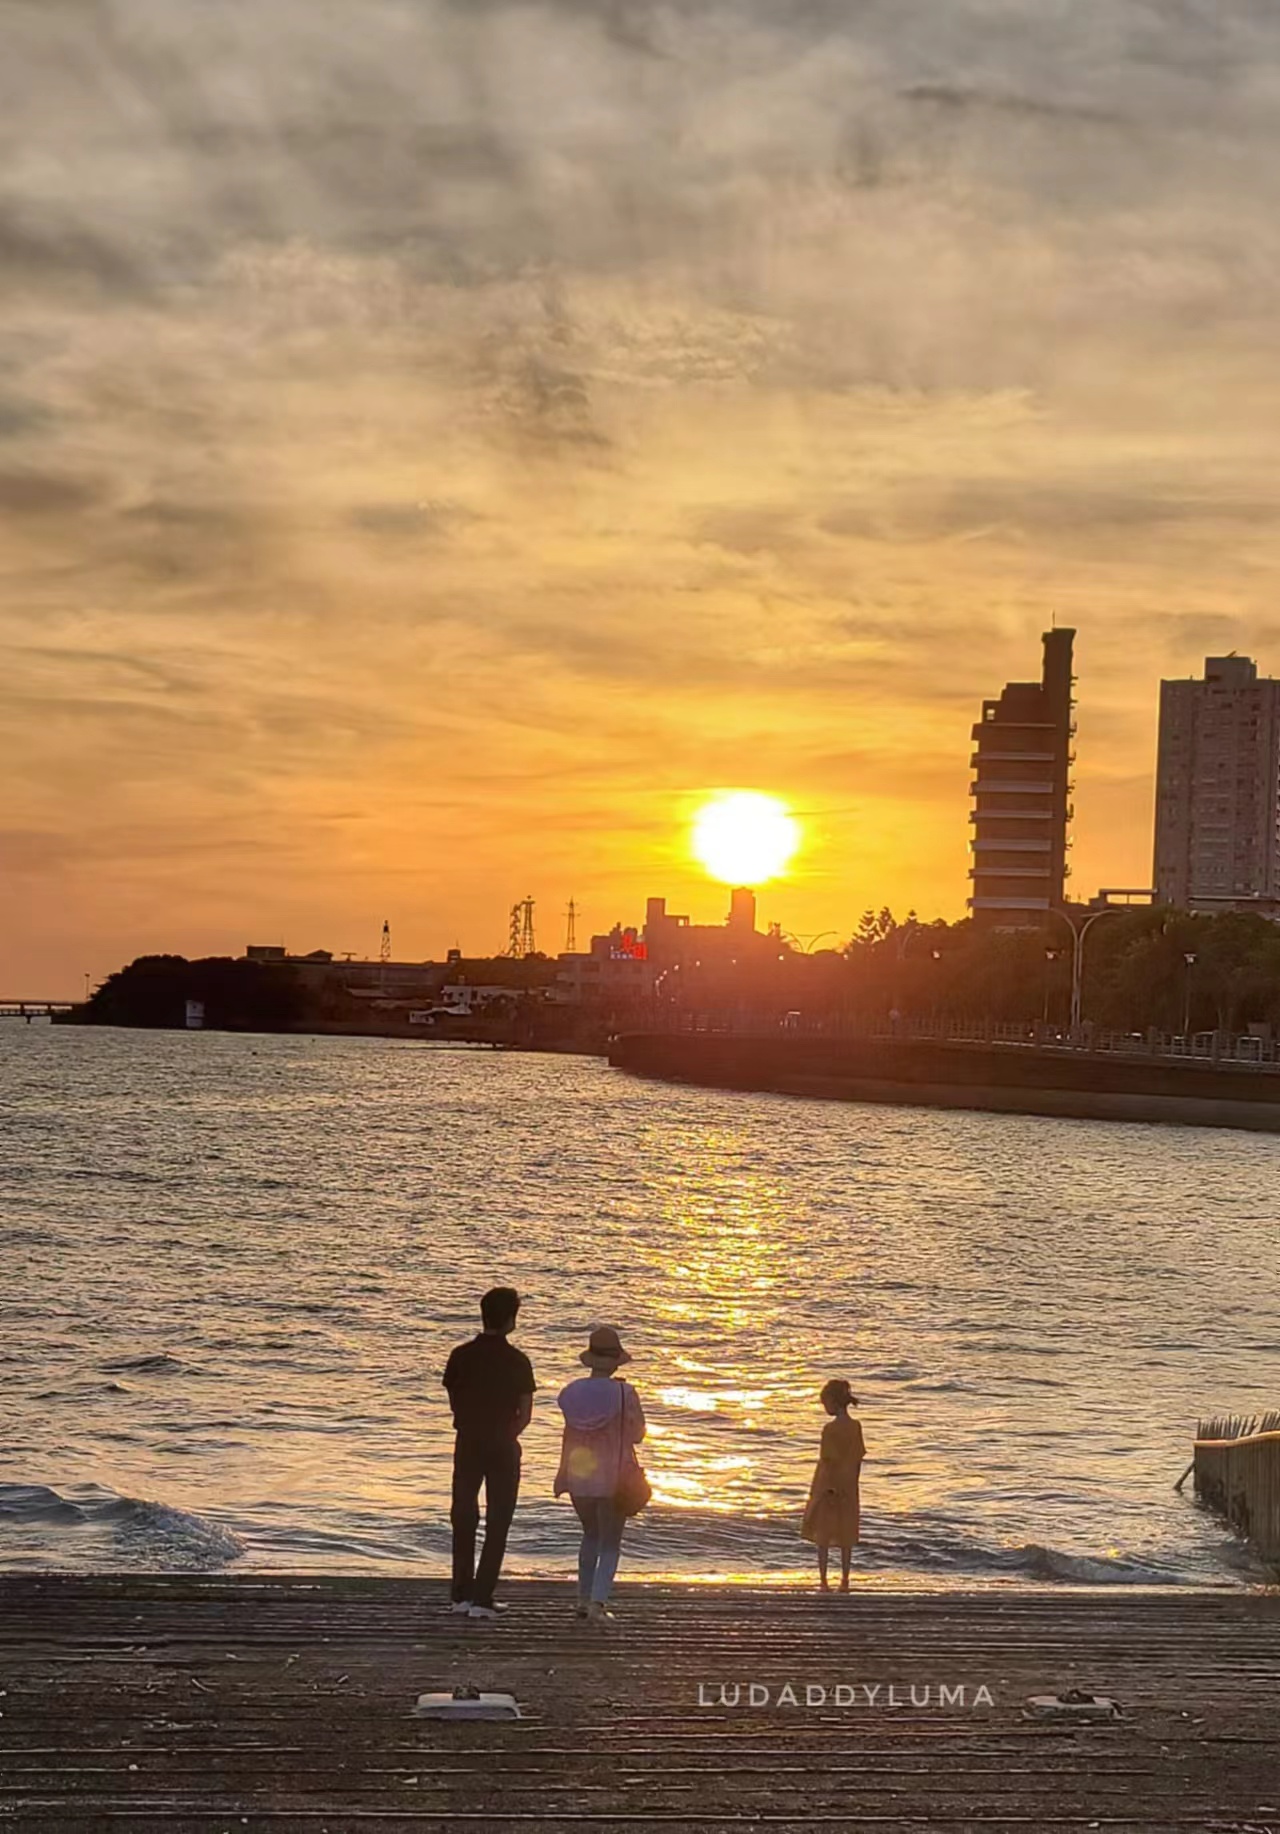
[[622, 1010, 1280, 1069], [1194, 1413, 1280, 1569]]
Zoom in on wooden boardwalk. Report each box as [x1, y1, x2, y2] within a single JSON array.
[[2, 1576, 1279, 1831]]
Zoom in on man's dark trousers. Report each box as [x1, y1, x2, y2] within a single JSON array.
[[451, 1436, 521, 1607]]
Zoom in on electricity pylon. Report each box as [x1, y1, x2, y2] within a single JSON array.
[[506, 897, 536, 957]]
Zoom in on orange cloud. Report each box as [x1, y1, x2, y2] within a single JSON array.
[[3, 0, 1280, 989]]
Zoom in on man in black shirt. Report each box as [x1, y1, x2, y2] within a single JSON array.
[[442, 1286, 536, 1619]]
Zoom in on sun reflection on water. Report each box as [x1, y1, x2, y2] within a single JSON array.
[[630, 1139, 813, 1521]]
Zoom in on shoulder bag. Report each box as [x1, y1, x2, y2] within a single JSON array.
[[613, 1381, 652, 1518]]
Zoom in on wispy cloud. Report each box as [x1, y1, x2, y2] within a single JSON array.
[[3, 0, 1279, 984]]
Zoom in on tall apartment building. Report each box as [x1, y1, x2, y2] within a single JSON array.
[[1153, 655, 1280, 911], [969, 628, 1075, 928]]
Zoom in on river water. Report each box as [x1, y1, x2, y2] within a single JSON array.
[[3, 1025, 1277, 1587]]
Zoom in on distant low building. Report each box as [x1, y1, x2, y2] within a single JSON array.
[[553, 892, 779, 1007], [643, 891, 768, 966], [439, 982, 520, 1014], [554, 923, 654, 1005], [240, 945, 551, 1002], [247, 944, 334, 965]]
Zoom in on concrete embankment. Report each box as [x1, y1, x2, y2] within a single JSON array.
[[4, 1576, 1280, 1829], [609, 1031, 1280, 1131]]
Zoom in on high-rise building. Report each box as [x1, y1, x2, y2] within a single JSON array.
[[1153, 655, 1280, 911], [969, 628, 1075, 928]]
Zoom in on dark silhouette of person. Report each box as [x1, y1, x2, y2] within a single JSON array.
[[442, 1286, 536, 1619]]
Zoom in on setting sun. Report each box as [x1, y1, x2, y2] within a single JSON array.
[[691, 792, 800, 888]]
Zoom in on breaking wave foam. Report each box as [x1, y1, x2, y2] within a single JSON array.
[[0, 1482, 243, 1570]]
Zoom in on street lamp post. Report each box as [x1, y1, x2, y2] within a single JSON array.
[[1182, 952, 1197, 1037], [1070, 907, 1119, 1031], [783, 930, 841, 954], [890, 919, 927, 1028], [1044, 905, 1121, 1035], [1043, 949, 1059, 1025]]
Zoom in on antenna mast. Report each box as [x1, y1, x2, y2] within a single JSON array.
[[565, 898, 578, 953], [520, 896, 536, 958]]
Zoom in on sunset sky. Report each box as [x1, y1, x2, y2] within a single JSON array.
[[6, 0, 1280, 992]]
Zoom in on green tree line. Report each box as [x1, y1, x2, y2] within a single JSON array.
[[842, 906, 1280, 1034]]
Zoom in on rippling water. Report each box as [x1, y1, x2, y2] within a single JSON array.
[[3, 1024, 1278, 1587]]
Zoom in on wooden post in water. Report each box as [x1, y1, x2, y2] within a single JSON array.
[[1193, 1411, 1280, 1570]]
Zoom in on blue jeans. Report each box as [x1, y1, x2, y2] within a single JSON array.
[[573, 1495, 625, 1604]]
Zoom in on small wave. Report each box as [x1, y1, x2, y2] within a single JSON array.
[[0, 1483, 87, 1525], [101, 1497, 244, 1569], [1009, 1543, 1184, 1586], [65, 1167, 167, 1185], [99, 1353, 187, 1375], [33, 1381, 132, 1400], [515, 1495, 1205, 1588], [864, 1519, 1190, 1586], [0, 1482, 243, 1570]]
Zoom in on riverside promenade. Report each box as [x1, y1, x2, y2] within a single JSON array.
[[2, 1577, 1279, 1830], [609, 1028, 1280, 1132]]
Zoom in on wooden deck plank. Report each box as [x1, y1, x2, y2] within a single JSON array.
[[2, 1578, 1279, 1832]]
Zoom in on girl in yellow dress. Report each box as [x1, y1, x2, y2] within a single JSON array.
[[801, 1379, 865, 1591]]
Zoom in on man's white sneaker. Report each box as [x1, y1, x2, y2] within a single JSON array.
[[449, 1600, 474, 1615], [467, 1604, 499, 1621]]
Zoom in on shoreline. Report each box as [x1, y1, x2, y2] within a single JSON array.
[[0, 1561, 1252, 1594]]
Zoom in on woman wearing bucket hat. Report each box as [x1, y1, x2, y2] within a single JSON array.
[[553, 1326, 648, 1620]]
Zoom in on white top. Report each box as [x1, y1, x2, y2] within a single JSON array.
[[554, 1376, 646, 1498]]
